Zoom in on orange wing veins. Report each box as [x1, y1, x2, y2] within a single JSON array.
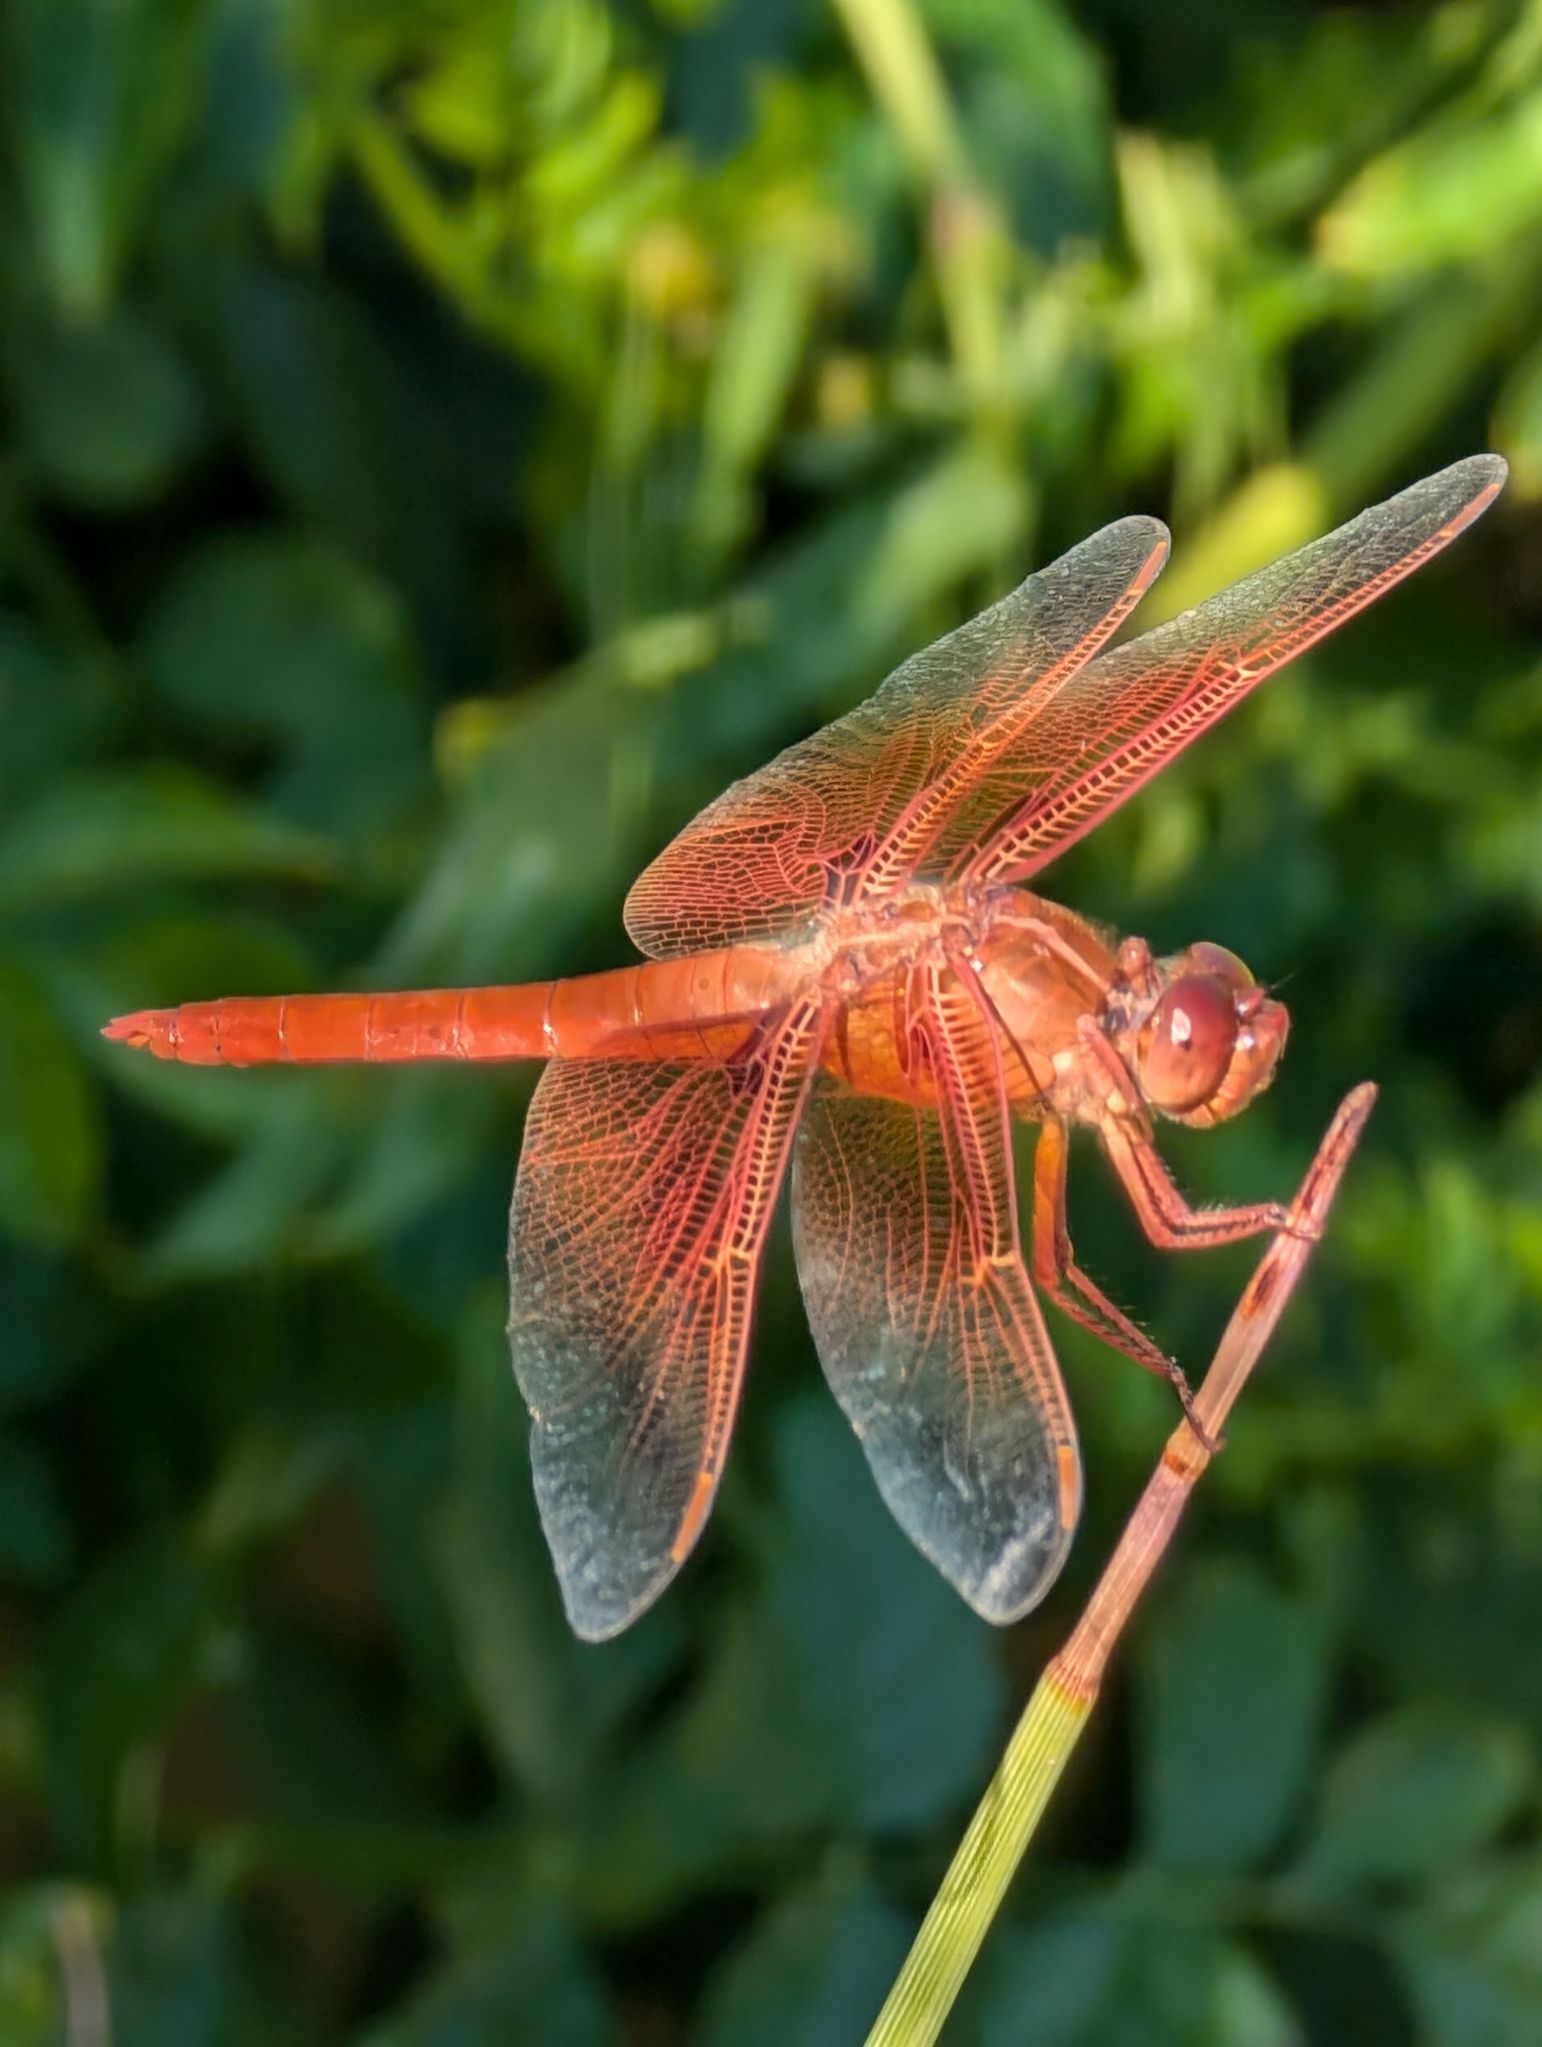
[[968, 455, 1506, 886], [791, 960, 1080, 1622], [623, 516, 1169, 956], [509, 997, 824, 1638]]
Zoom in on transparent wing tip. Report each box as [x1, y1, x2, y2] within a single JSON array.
[[1428, 451, 1508, 522], [553, 1542, 677, 1643], [1455, 451, 1507, 485], [961, 1513, 1078, 1627]]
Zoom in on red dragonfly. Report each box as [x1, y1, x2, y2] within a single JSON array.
[[106, 456, 1504, 1639]]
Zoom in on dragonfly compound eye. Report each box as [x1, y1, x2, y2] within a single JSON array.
[[1183, 941, 1253, 991], [1141, 974, 1238, 1115]]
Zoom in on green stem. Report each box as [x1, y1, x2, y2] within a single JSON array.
[[865, 1672, 1087, 2045], [829, 0, 966, 183]]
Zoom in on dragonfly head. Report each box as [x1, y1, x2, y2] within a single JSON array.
[[1127, 942, 1289, 1128]]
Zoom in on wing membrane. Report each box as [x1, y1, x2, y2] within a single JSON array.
[[623, 517, 1168, 957], [509, 999, 823, 1638], [791, 968, 1080, 1622], [969, 455, 1506, 886]]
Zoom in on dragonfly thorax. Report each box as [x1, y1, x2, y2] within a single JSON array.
[[819, 877, 984, 978]]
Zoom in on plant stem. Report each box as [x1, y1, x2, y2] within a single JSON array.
[[831, 0, 1007, 408], [865, 1082, 1378, 2047]]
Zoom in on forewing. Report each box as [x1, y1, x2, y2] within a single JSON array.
[[968, 455, 1506, 886], [509, 999, 823, 1639], [623, 517, 1169, 957], [791, 969, 1080, 1623]]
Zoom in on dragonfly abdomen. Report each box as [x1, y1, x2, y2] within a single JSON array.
[[102, 945, 806, 1066], [101, 986, 563, 1064]]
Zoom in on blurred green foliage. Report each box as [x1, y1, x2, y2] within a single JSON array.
[[0, 0, 1539, 2039]]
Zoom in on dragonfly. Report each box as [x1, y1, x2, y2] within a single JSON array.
[[105, 455, 1504, 1640]]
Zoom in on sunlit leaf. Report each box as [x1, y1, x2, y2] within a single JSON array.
[[1319, 93, 1542, 277], [1494, 334, 1542, 498]]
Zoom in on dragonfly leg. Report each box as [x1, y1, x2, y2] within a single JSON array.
[[1100, 1113, 1304, 1250], [1031, 1120, 1216, 1447], [1075, 1016, 1311, 1250]]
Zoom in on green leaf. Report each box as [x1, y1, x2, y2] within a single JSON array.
[[0, 615, 117, 803], [40, 1535, 226, 1863], [89, 907, 317, 1141], [691, 228, 823, 567], [1494, 333, 1542, 500], [572, 1395, 1000, 1925], [140, 533, 428, 847], [218, 258, 520, 620], [1355, 1496, 1542, 1736], [1136, 1558, 1329, 1872], [0, 765, 331, 907], [1320, 91, 1542, 278], [362, 1915, 614, 2047], [5, 304, 206, 505], [0, 1885, 78, 2043], [103, 1889, 274, 2047], [977, 1907, 1126, 2046], [381, 664, 658, 984], [0, 953, 101, 1248], [847, 441, 1030, 638], [766, 1392, 1009, 1832], [1392, 1854, 1542, 2047], [1298, 1706, 1535, 1887], [1, 0, 211, 317], [979, 1906, 1295, 2047], [133, 1085, 347, 1282], [437, 1307, 687, 1803], [90, 907, 314, 1018], [576, 1600, 837, 1924], [696, 1889, 911, 2047], [308, 1073, 492, 1256]]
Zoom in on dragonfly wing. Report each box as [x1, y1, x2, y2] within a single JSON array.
[[968, 455, 1506, 887], [791, 968, 1080, 1623], [509, 998, 823, 1639], [623, 516, 1168, 957]]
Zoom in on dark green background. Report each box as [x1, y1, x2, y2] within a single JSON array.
[[1, 0, 1539, 2040]]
